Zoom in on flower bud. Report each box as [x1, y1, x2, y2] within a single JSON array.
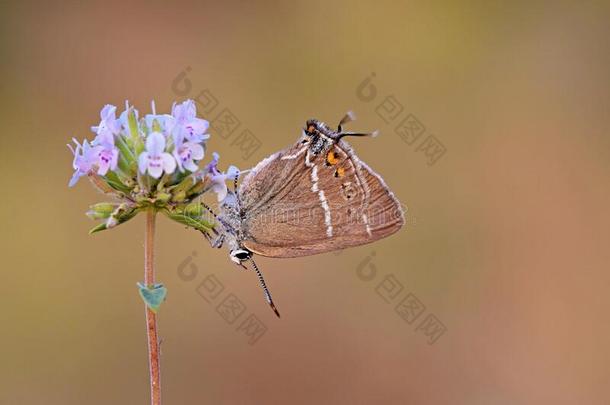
[[86, 203, 119, 220]]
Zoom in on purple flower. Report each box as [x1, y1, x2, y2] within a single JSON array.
[[67, 138, 100, 187], [138, 132, 176, 178], [204, 153, 239, 202], [91, 104, 121, 145], [173, 137, 205, 172], [171, 100, 210, 143], [95, 143, 119, 176]]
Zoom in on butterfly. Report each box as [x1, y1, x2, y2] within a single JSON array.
[[204, 112, 404, 317]]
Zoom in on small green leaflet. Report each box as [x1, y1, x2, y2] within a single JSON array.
[[137, 282, 167, 313]]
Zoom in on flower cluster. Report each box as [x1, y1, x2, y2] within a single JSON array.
[[69, 100, 238, 233]]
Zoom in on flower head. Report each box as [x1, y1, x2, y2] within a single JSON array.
[[138, 132, 176, 178], [69, 100, 229, 235]]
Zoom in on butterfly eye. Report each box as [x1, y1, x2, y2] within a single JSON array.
[[230, 249, 251, 261]]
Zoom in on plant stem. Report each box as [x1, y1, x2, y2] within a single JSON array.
[[144, 209, 161, 405]]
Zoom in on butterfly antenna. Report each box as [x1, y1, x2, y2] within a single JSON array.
[[201, 201, 219, 220], [336, 130, 379, 141], [249, 258, 280, 318], [233, 171, 239, 194], [200, 201, 236, 236], [337, 111, 356, 132], [337, 111, 378, 139]]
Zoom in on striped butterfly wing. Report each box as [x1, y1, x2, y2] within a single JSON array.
[[239, 140, 404, 258]]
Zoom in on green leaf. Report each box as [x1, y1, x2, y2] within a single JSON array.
[[137, 282, 167, 312]]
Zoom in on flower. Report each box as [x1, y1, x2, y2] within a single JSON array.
[[67, 138, 100, 187], [94, 141, 119, 176], [204, 152, 239, 202], [171, 100, 210, 143], [173, 136, 205, 172], [91, 104, 121, 144], [138, 132, 176, 178]]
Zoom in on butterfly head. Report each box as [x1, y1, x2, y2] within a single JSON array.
[[304, 119, 337, 139], [303, 112, 375, 144]]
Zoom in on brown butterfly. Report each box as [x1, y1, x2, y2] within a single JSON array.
[[206, 112, 404, 317]]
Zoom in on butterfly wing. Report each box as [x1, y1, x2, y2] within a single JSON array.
[[239, 139, 404, 258]]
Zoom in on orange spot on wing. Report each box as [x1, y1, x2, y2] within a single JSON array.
[[335, 167, 345, 177], [326, 150, 339, 165]]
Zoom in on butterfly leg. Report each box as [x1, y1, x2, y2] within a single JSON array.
[[201, 229, 225, 249], [210, 233, 225, 249]]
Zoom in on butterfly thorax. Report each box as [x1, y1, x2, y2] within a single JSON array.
[[304, 119, 339, 155], [218, 191, 247, 252]]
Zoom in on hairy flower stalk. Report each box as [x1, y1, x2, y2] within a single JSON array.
[[68, 100, 239, 404], [145, 210, 161, 405]]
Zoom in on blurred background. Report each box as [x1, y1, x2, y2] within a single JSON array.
[[1, 1, 609, 404]]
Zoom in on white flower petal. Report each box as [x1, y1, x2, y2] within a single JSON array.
[[148, 164, 163, 179], [138, 152, 149, 174], [161, 153, 176, 174], [190, 143, 204, 160], [184, 159, 198, 172], [213, 183, 228, 202], [146, 132, 166, 156]]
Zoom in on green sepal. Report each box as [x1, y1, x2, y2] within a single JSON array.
[[137, 282, 167, 313], [151, 118, 162, 133], [89, 222, 108, 234], [171, 174, 196, 194], [103, 171, 132, 194], [170, 174, 197, 202], [186, 178, 209, 199], [86, 202, 119, 220], [115, 134, 137, 175], [88, 204, 139, 234], [155, 193, 172, 205], [126, 108, 144, 155]]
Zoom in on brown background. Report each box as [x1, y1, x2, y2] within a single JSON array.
[[1, 1, 609, 404]]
